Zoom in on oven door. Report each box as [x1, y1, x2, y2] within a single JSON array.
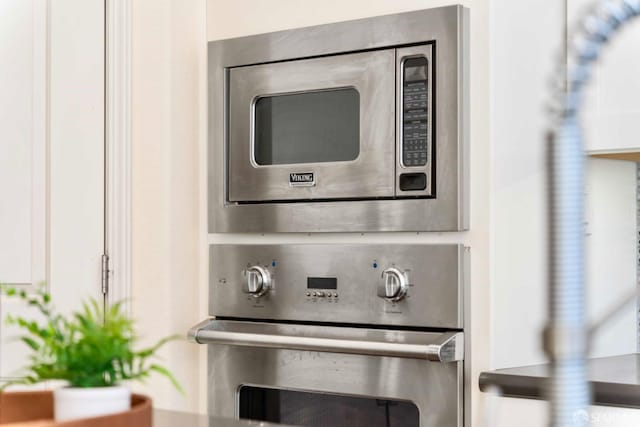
[[189, 319, 464, 427], [228, 49, 395, 203]]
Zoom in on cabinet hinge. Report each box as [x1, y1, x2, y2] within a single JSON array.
[[102, 254, 110, 295]]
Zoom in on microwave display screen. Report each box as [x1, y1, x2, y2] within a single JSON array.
[[254, 88, 360, 166]]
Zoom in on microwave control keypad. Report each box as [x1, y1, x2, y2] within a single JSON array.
[[402, 56, 429, 167]]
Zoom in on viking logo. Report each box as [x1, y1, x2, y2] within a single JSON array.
[[289, 172, 315, 187]]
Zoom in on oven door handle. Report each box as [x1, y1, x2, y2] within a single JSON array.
[[188, 319, 463, 363]]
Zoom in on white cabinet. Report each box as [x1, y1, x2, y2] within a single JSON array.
[[585, 158, 638, 357], [0, 0, 47, 286], [0, 301, 43, 378], [0, 0, 47, 380], [568, 0, 640, 154], [0, 0, 106, 382]]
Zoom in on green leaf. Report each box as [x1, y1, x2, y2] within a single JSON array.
[[149, 364, 184, 395], [20, 336, 40, 351], [136, 335, 180, 358]]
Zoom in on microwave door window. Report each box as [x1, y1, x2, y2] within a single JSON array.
[[239, 386, 419, 427], [254, 88, 360, 165]]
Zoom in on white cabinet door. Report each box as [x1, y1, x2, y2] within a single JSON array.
[[0, 0, 49, 379], [0, 0, 46, 288], [0, 0, 105, 380], [568, 0, 640, 154]]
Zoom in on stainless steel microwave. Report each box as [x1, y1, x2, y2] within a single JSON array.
[[209, 5, 469, 233]]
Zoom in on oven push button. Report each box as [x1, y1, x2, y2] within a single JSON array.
[[377, 267, 408, 302], [243, 265, 271, 298]]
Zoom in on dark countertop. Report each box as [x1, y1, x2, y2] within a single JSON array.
[[154, 409, 294, 427], [479, 353, 640, 408]]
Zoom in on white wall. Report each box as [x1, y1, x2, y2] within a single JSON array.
[[490, 0, 563, 370], [131, 0, 207, 413]]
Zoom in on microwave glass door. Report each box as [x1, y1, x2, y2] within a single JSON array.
[[254, 88, 360, 166], [238, 386, 419, 427], [228, 50, 395, 202]]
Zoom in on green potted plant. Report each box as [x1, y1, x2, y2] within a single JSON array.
[[0, 285, 182, 421]]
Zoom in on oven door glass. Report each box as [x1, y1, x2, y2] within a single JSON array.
[[239, 386, 419, 427], [228, 49, 395, 202]]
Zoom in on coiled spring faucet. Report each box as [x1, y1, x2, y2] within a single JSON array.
[[547, 1, 640, 425]]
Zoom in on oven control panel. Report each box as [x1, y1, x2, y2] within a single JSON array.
[[210, 244, 466, 329]]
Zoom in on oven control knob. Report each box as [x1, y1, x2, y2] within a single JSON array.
[[378, 267, 408, 302], [243, 266, 271, 297]]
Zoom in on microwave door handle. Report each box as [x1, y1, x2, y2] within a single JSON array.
[[188, 320, 463, 363]]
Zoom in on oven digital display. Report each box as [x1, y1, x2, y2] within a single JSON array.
[[307, 277, 337, 289]]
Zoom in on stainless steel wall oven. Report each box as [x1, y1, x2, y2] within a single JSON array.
[[189, 244, 468, 427], [208, 6, 469, 233]]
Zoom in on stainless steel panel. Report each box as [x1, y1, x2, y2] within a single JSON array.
[[204, 321, 463, 426], [228, 50, 395, 202], [209, 244, 464, 329], [189, 319, 464, 362], [208, 5, 469, 232]]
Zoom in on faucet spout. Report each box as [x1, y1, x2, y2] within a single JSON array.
[[546, 1, 640, 426]]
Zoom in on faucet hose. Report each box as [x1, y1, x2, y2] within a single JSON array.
[[547, 1, 640, 426]]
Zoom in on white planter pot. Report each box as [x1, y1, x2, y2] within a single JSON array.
[[53, 385, 131, 421]]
